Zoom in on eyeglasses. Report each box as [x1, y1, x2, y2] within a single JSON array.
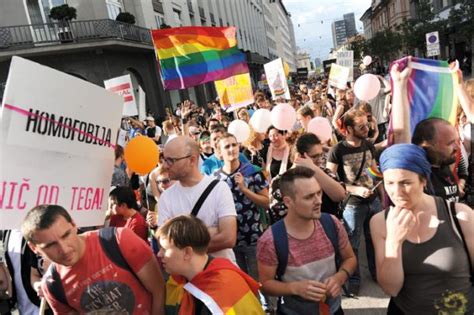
[[157, 178, 171, 185], [162, 155, 191, 165]]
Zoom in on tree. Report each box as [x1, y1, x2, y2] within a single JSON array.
[[449, 0, 474, 74], [49, 4, 77, 25], [368, 29, 402, 65], [397, 0, 447, 57], [348, 35, 368, 62]]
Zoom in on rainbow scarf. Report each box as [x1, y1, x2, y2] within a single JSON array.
[[165, 257, 264, 314], [390, 57, 459, 132], [152, 26, 249, 90]]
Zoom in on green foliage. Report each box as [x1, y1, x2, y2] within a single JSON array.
[[116, 12, 136, 25], [448, 0, 474, 43], [397, 0, 447, 56], [49, 4, 77, 21], [367, 29, 402, 64], [349, 37, 369, 61]]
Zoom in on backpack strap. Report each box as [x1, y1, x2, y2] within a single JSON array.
[[45, 227, 135, 307], [271, 219, 289, 281], [319, 213, 341, 269], [98, 227, 133, 273], [45, 264, 68, 306], [191, 180, 220, 217]]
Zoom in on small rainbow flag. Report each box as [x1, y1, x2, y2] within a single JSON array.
[[390, 57, 459, 132], [152, 26, 249, 90], [366, 165, 383, 181]]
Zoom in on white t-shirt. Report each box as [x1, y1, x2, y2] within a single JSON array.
[[158, 176, 237, 262]]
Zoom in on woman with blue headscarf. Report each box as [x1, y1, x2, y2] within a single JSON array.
[[370, 144, 473, 314]]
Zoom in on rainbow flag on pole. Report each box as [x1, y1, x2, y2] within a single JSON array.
[[152, 26, 249, 90], [390, 57, 459, 132]]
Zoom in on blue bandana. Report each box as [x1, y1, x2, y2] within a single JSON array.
[[380, 144, 431, 178]]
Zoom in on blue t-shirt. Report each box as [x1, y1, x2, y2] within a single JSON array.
[[201, 153, 250, 175]]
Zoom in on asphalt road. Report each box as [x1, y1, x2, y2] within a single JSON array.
[[342, 236, 390, 314]]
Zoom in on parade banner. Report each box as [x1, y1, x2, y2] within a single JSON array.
[[264, 58, 291, 100], [328, 63, 350, 89], [337, 50, 354, 81], [215, 72, 254, 111], [104, 74, 138, 117], [0, 57, 123, 229]]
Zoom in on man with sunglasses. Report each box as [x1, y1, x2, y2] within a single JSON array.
[[158, 136, 238, 263], [327, 110, 382, 295]]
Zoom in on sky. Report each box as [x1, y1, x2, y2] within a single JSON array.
[[284, 0, 372, 61]]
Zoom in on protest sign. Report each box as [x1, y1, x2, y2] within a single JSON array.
[[337, 50, 354, 81], [264, 58, 291, 100], [137, 85, 146, 121], [215, 72, 254, 112], [328, 63, 350, 89], [0, 57, 123, 229], [104, 74, 138, 117]]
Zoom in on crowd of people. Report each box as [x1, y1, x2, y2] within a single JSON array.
[[0, 61, 473, 315]]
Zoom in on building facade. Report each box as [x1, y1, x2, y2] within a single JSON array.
[[343, 13, 357, 37], [332, 19, 347, 48], [296, 50, 311, 72], [0, 0, 297, 117]]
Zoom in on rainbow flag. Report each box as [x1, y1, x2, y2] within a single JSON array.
[[390, 57, 459, 132], [165, 257, 264, 314], [152, 26, 249, 90]]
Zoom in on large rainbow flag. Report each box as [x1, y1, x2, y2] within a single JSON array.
[[390, 57, 459, 132], [165, 257, 264, 314], [152, 26, 249, 90]]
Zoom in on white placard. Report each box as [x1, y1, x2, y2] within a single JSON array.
[[104, 74, 138, 117], [0, 57, 123, 229], [328, 63, 350, 90], [264, 58, 291, 100], [337, 50, 354, 81], [138, 85, 146, 121]]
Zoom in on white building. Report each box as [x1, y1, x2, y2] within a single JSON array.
[[296, 50, 312, 72]]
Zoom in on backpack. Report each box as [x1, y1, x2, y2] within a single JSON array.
[[45, 227, 134, 306], [271, 213, 341, 281]]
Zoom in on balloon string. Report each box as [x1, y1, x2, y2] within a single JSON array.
[[3, 103, 116, 149]]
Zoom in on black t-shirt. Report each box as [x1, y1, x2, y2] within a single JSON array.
[[146, 127, 160, 144], [429, 165, 459, 202], [242, 143, 269, 169], [328, 140, 377, 205]]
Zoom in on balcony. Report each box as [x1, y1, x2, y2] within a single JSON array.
[[0, 19, 152, 51]]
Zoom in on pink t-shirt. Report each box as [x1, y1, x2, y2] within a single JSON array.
[[110, 212, 148, 241], [42, 228, 153, 314], [257, 217, 349, 282]]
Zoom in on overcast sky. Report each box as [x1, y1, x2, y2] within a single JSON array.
[[284, 0, 372, 61]]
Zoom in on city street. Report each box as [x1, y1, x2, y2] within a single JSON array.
[[342, 238, 390, 314]]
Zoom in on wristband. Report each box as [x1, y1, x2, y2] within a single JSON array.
[[339, 267, 351, 280]]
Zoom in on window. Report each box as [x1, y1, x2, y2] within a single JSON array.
[[173, 9, 182, 26], [106, 0, 123, 20], [26, 0, 65, 24], [154, 13, 164, 28]]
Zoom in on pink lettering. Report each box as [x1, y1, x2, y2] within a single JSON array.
[[70, 187, 79, 210]]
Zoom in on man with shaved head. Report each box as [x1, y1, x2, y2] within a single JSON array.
[[157, 136, 238, 262]]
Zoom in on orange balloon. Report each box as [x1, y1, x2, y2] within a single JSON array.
[[124, 136, 159, 175]]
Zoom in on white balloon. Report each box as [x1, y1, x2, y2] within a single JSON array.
[[249, 109, 272, 133], [363, 55, 372, 66], [228, 119, 251, 143], [271, 103, 297, 131]]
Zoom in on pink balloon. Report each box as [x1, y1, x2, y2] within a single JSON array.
[[363, 55, 372, 66], [354, 74, 381, 101], [270, 103, 296, 131], [307, 117, 333, 143]]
